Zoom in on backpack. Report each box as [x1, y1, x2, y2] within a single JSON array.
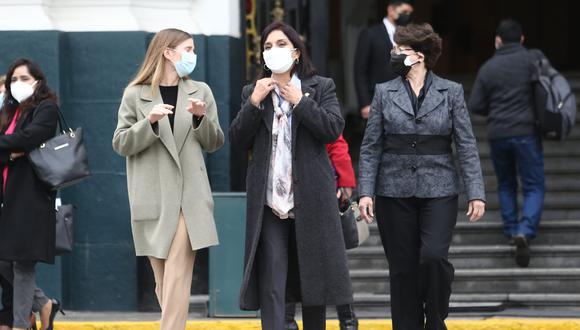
[[529, 49, 576, 140]]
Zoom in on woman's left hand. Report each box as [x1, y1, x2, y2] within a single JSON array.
[[277, 81, 303, 105], [187, 98, 206, 118], [467, 199, 485, 222]]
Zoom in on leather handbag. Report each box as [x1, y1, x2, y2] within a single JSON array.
[[55, 204, 74, 255], [340, 202, 370, 250], [28, 106, 91, 190]]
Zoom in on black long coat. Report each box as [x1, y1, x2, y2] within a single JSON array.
[[0, 100, 59, 264], [230, 75, 354, 310]]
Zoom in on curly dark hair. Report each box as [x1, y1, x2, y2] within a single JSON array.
[[1, 58, 57, 131], [394, 23, 442, 70]]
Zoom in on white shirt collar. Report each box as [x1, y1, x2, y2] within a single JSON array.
[[383, 17, 397, 46]]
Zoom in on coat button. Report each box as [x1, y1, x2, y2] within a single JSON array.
[[411, 142, 417, 148], [411, 165, 417, 172], [415, 118, 422, 124]]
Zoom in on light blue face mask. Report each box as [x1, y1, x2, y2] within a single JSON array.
[[172, 50, 197, 78]]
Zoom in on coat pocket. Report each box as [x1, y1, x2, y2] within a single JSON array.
[[128, 181, 161, 221], [130, 202, 161, 221]]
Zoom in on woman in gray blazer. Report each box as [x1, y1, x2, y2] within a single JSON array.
[[358, 23, 486, 330]]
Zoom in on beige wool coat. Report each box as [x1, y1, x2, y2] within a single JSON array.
[[112, 79, 224, 258]]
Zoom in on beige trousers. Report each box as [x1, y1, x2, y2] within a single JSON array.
[[148, 212, 196, 330]]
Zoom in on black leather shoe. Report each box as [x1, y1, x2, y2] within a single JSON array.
[[514, 235, 530, 267], [285, 319, 299, 330], [339, 318, 359, 330]]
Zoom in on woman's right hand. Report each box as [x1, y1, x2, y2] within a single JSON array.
[[250, 78, 276, 107], [148, 104, 174, 123], [10, 152, 25, 161], [358, 196, 375, 224]]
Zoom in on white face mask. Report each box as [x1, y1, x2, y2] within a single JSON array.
[[11, 80, 37, 103], [0, 92, 4, 106], [263, 47, 296, 74]]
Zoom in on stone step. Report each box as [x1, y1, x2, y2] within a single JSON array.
[[480, 175, 580, 193], [362, 220, 580, 246], [459, 209, 580, 221], [347, 245, 580, 269], [350, 268, 580, 294], [352, 293, 580, 316], [457, 191, 580, 210], [188, 295, 209, 318], [452, 220, 580, 245], [480, 157, 580, 175], [474, 142, 580, 157]]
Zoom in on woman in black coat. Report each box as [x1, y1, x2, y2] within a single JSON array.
[[0, 59, 63, 330], [230, 21, 353, 329]]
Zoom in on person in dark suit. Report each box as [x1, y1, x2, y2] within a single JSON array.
[[231, 21, 353, 330], [358, 23, 486, 330], [0, 58, 63, 330], [354, 0, 414, 119]]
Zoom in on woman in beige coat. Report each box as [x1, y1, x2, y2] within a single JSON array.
[[112, 28, 224, 330]]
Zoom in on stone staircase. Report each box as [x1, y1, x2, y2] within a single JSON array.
[[347, 73, 580, 317]]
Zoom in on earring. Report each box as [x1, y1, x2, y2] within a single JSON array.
[[295, 58, 300, 64]]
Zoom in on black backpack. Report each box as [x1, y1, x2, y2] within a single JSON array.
[[529, 49, 576, 140]]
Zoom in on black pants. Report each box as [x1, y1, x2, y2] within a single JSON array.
[[258, 207, 326, 330], [0, 276, 13, 326], [375, 195, 458, 330], [285, 303, 356, 324]]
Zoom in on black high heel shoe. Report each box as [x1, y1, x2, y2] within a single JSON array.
[[46, 299, 65, 330]]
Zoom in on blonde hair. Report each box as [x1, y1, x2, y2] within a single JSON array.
[[128, 28, 192, 92]]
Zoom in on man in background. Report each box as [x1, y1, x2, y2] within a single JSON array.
[[354, 0, 414, 119], [468, 19, 545, 268]]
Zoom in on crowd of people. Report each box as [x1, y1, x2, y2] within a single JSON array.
[[0, 0, 549, 329]]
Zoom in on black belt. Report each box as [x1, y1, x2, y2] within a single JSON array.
[[383, 134, 452, 155]]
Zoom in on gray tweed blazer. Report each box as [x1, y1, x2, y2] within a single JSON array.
[[359, 74, 486, 202]]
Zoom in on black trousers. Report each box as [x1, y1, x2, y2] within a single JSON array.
[[0, 276, 13, 326], [375, 195, 458, 330], [258, 207, 326, 330], [285, 303, 356, 324]]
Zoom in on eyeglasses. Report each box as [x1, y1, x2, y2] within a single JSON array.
[[391, 46, 415, 55]]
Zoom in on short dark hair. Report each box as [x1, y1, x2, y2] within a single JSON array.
[[388, 0, 412, 7], [1, 58, 57, 131], [496, 19, 523, 43], [394, 23, 443, 69], [259, 21, 317, 80]]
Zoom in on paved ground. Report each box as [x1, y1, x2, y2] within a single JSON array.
[[55, 307, 580, 322]]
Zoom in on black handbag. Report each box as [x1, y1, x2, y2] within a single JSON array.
[[340, 201, 370, 250], [55, 204, 74, 255], [28, 107, 91, 190], [340, 204, 359, 250]]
